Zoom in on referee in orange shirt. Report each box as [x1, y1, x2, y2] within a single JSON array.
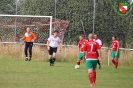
[[21, 27, 37, 61]]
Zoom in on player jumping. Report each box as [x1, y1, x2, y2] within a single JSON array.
[[21, 27, 37, 61], [83, 33, 102, 86], [47, 30, 62, 66], [111, 36, 120, 69], [93, 34, 102, 69], [75, 34, 87, 69]]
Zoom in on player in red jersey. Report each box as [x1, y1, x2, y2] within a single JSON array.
[[93, 34, 102, 69], [75, 34, 87, 69], [111, 36, 120, 69], [83, 33, 102, 86]]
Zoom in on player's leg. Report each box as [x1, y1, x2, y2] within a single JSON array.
[[114, 59, 118, 69], [96, 51, 101, 69], [48, 47, 53, 66], [52, 47, 57, 65], [111, 51, 116, 66], [86, 60, 97, 86], [97, 59, 101, 69], [75, 52, 83, 68], [24, 42, 29, 61], [93, 60, 98, 84], [114, 51, 120, 69], [28, 43, 33, 61]]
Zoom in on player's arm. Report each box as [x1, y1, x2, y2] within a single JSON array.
[[58, 38, 62, 51], [32, 33, 37, 40], [47, 40, 50, 50], [99, 40, 102, 48], [115, 41, 119, 56], [21, 33, 26, 40], [47, 37, 51, 50], [58, 42, 62, 51], [98, 49, 102, 63], [82, 43, 87, 60]]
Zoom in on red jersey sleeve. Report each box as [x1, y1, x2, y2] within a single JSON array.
[[96, 42, 100, 51], [78, 42, 81, 48], [83, 42, 87, 52]]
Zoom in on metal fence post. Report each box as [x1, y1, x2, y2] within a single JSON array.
[[64, 46, 67, 59], [107, 48, 110, 66]]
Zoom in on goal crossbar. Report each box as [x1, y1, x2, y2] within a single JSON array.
[[0, 14, 53, 36]]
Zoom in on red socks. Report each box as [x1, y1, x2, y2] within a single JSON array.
[[76, 61, 80, 65], [93, 70, 96, 84], [112, 59, 115, 65], [88, 73, 93, 84], [88, 70, 96, 85], [112, 60, 118, 69], [115, 61, 118, 69]]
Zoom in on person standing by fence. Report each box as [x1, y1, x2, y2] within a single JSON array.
[[111, 36, 120, 69], [21, 27, 37, 61], [93, 34, 102, 69], [47, 30, 62, 66]]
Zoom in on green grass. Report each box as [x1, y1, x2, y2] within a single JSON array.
[[0, 59, 133, 88]]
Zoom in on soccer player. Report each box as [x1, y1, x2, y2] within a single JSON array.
[[21, 27, 37, 61], [93, 34, 102, 69], [47, 30, 62, 66], [111, 36, 120, 69], [75, 34, 87, 69], [83, 33, 102, 86]]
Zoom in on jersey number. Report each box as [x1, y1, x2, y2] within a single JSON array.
[[89, 44, 94, 52]]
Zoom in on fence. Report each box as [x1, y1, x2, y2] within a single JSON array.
[[0, 42, 133, 66]]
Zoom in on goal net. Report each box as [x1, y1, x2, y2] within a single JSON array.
[[0, 14, 69, 43]]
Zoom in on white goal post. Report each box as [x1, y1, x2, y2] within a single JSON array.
[[0, 14, 53, 36]]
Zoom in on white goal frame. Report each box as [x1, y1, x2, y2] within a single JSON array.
[[0, 14, 53, 36]]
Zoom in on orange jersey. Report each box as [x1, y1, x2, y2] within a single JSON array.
[[22, 32, 37, 42]]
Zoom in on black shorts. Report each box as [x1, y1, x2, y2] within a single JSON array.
[[48, 46, 57, 55]]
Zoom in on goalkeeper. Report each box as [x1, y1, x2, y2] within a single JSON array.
[[21, 27, 37, 61]]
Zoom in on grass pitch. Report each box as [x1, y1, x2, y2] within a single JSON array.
[[0, 58, 133, 88]]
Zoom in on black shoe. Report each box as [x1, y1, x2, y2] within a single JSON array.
[[29, 58, 31, 61], [49, 59, 54, 66], [50, 63, 54, 66], [25, 57, 28, 61], [99, 65, 102, 69]]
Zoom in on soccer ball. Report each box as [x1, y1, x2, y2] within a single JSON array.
[[75, 65, 80, 69]]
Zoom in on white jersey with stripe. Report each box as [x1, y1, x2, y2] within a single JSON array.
[[93, 39, 102, 46], [48, 35, 61, 47]]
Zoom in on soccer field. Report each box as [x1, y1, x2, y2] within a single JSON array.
[[0, 59, 133, 88]]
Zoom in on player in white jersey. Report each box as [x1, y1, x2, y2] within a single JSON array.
[[93, 34, 102, 69], [47, 30, 62, 66]]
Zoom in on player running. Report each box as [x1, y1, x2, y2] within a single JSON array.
[[111, 36, 120, 69], [75, 34, 87, 69], [83, 33, 102, 86], [93, 34, 102, 69], [21, 27, 37, 61], [47, 30, 62, 66]]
